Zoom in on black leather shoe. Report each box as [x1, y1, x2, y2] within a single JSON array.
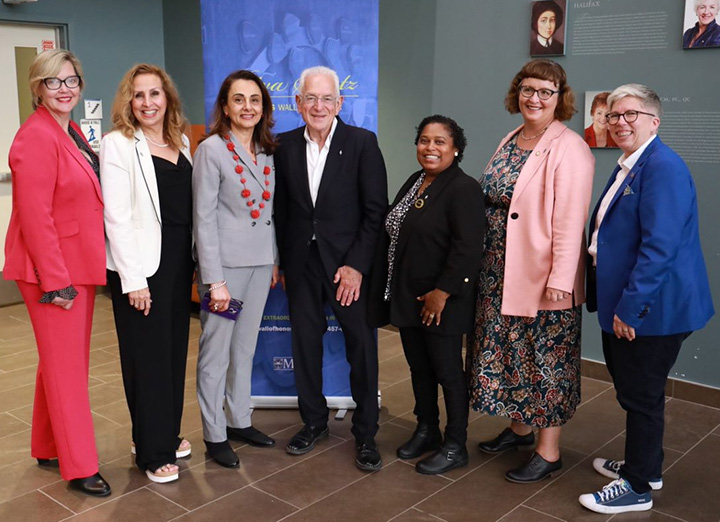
[[505, 452, 562, 483], [397, 423, 442, 459], [205, 440, 240, 468], [355, 440, 382, 471], [477, 427, 535, 454], [68, 472, 111, 497], [416, 442, 469, 475], [227, 426, 276, 447], [285, 425, 329, 455], [37, 458, 59, 467]]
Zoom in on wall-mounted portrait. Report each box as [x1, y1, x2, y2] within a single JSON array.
[[683, 0, 720, 49], [530, 0, 567, 56], [583, 91, 618, 149]]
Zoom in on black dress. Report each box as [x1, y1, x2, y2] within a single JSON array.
[[108, 152, 194, 472]]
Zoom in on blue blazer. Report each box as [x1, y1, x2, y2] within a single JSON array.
[[586, 137, 714, 335]]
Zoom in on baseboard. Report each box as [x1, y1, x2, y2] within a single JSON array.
[[581, 359, 720, 409]]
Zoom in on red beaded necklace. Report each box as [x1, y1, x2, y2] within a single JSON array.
[[223, 134, 271, 220]]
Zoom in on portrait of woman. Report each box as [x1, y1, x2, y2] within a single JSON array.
[[683, 0, 720, 48], [530, 0, 566, 56], [101, 64, 194, 484], [369, 115, 484, 475], [193, 70, 279, 468], [584, 91, 618, 148], [467, 59, 594, 484], [3, 49, 110, 497]]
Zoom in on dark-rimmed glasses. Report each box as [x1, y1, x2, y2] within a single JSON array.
[[518, 85, 559, 100], [43, 75, 81, 90], [605, 110, 656, 125]]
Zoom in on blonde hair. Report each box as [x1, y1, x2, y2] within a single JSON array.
[[110, 63, 187, 150], [29, 49, 84, 110]]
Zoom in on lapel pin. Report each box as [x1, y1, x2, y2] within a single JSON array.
[[339, 150, 343, 155]]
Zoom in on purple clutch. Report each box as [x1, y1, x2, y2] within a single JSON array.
[[201, 292, 243, 320]]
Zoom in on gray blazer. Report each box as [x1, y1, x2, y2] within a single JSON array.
[[193, 133, 277, 284]]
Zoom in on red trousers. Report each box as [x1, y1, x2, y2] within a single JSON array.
[[18, 282, 99, 480]]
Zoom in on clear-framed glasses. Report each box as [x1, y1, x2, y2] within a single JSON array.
[[518, 85, 559, 100], [301, 94, 337, 107], [43, 75, 81, 90], [605, 110, 656, 125]]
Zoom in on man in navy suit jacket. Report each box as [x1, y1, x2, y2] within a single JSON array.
[[274, 66, 388, 471], [580, 84, 714, 515]]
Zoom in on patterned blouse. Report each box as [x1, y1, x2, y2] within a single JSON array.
[[383, 173, 426, 301]]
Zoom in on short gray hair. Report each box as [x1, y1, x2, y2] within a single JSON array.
[[297, 66, 340, 97], [607, 83, 662, 118], [694, 0, 716, 11]]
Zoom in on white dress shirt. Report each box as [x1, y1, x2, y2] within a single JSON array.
[[588, 134, 657, 265], [304, 117, 338, 206]]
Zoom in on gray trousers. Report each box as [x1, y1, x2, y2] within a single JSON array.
[[196, 265, 273, 442]]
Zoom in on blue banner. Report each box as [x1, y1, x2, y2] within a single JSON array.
[[200, 0, 379, 134], [200, 0, 379, 402]]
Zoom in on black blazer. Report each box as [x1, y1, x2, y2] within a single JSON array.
[[274, 118, 388, 282], [368, 163, 485, 335]]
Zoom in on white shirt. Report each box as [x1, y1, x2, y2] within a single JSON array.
[[588, 135, 657, 265], [304, 117, 338, 206]]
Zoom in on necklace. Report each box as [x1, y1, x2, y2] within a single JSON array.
[[145, 135, 169, 148], [222, 134, 271, 220], [413, 173, 430, 209], [520, 124, 549, 141]]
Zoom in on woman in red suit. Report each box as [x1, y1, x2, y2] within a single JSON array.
[[3, 50, 110, 497]]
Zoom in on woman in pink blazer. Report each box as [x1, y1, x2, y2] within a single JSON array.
[[3, 50, 110, 496], [467, 59, 594, 483]]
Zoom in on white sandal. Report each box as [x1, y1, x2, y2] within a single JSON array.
[[145, 464, 179, 483], [131, 439, 192, 458]]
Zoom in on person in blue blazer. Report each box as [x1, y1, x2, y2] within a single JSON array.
[[579, 84, 714, 515]]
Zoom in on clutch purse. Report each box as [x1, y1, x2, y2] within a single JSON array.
[[201, 292, 243, 320]]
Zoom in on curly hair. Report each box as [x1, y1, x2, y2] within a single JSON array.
[[414, 114, 467, 163], [206, 70, 277, 155], [110, 64, 187, 150], [29, 49, 84, 110], [504, 59, 576, 122]]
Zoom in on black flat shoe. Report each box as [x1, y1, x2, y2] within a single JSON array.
[[285, 425, 329, 455], [505, 452, 562, 483], [37, 458, 59, 467], [478, 427, 535, 454], [68, 472, 111, 497], [416, 442, 468, 475], [397, 423, 442, 460], [205, 440, 240, 468], [355, 439, 382, 471], [227, 426, 276, 447]]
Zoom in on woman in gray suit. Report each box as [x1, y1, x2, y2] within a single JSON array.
[[193, 70, 279, 467]]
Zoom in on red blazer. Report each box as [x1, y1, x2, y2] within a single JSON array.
[[4, 107, 106, 291], [490, 121, 595, 317]]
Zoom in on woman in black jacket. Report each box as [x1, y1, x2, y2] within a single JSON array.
[[370, 115, 484, 474]]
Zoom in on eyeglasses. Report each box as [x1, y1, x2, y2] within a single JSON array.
[[43, 75, 81, 90], [518, 85, 559, 100], [605, 110, 656, 125], [301, 94, 337, 107]]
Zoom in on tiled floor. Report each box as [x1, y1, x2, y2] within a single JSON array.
[[1, 294, 719, 522]]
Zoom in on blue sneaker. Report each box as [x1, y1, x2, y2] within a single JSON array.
[[579, 478, 653, 514], [592, 458, 663, 490]]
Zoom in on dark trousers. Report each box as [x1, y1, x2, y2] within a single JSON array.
[[602, 330, 689, 494], [399, 327, 468, 445], [286, 242, 379, 442], [108, 225, 193, 472]]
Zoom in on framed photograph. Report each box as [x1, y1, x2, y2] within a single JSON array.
[[530, 0, 567, 56], [683, 0, 720, 49], [583, 91, 619, 149]]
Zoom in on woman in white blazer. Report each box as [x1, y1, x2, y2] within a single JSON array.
[[193, 70, 279, 468], [100, 64, 193, 484]]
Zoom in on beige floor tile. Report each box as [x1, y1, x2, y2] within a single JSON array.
[[171, 485, 297, 522], [0, 411, 30, 438], [0, 491, 73, 522], [60, 487, 187, 521]]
